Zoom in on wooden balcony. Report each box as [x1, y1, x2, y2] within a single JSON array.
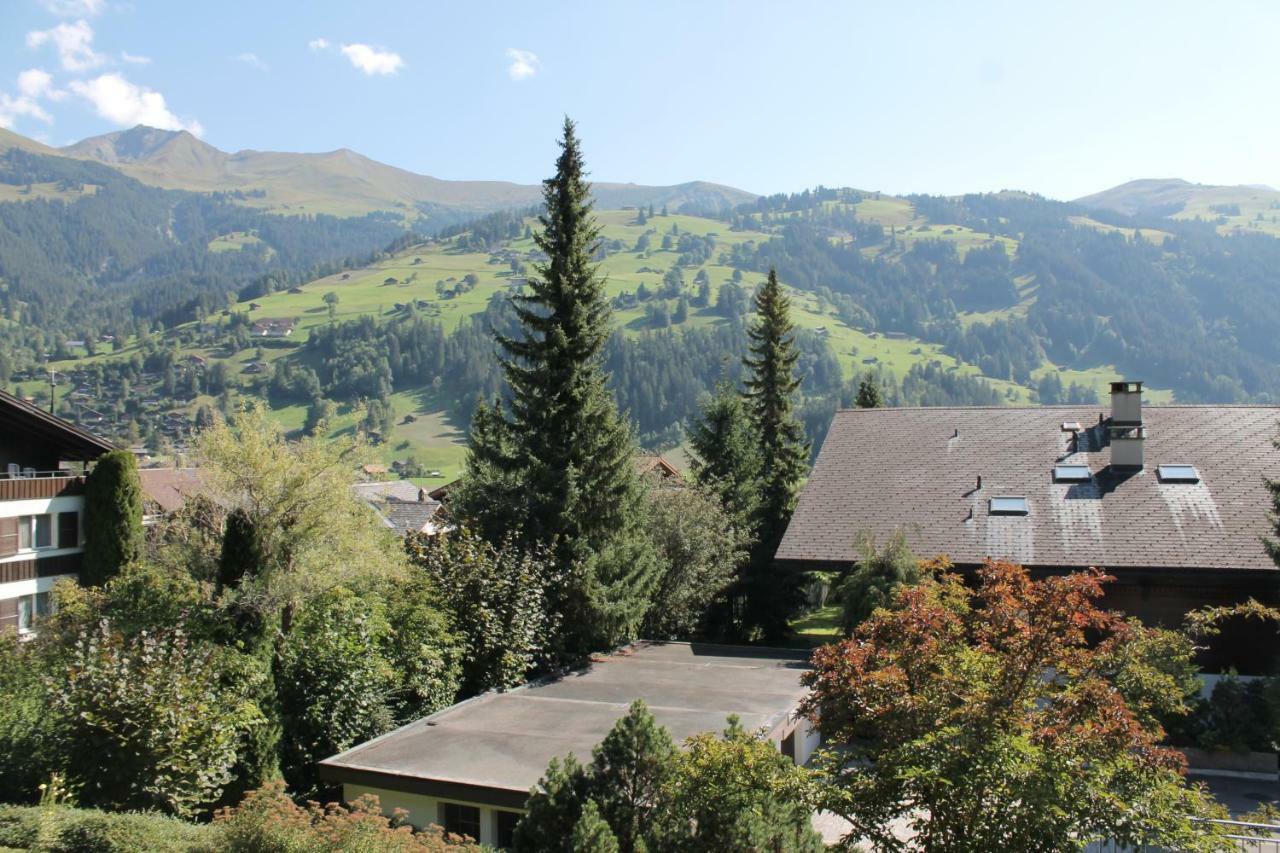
[[0, 475, 86, 502]]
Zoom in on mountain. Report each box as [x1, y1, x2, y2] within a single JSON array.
[[46, 126, 755, 219], [0, 127, 58, 156], [1076, 178, 1280, 226]]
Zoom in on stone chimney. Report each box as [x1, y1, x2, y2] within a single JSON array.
[[1108, 380, 1145, 469]]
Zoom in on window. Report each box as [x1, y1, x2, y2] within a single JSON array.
[[496, 811, 521, 849], [1053, 464, 1091, 482], [1157, 464, 1201, 483], [442, 803, 481, 842], [989, 496, 1029, 515], [58, 511, 79, 549], [17, 515, 53, 551], [16, 592, 52, 633]]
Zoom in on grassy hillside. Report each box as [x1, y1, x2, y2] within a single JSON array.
[[1076, 178, 1280, 237], [21, 200, 1178, 481]]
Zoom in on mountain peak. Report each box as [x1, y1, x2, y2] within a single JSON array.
[[61, 125, 223, 165]]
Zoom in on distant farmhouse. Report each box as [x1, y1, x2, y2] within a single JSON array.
[[0, 390, 113, 633], [352, 480, 446, 536], [777, 381, 1280, 672], [251, 318, 295, 338], [320, 642, 816, 846]]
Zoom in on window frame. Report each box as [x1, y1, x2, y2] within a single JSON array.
[[989, 496, 1030, 516], [1156, 464, 1201, 483], [441, 802, 481, 843]]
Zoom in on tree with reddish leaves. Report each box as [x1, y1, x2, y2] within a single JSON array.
[[800, 560, 1230, 852]]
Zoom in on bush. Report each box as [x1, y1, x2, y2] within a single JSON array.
[[1190, 675, 1279, 753], [211, 781, 468, 851], [0, 804, 208, 852]]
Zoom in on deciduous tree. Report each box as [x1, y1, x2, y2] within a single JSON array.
[[802, 561, 1230, 851]]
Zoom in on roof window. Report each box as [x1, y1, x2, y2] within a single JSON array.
[[1053, 464, 1091, 482], [989, 496, 1029, 516], [1156, 464, 1200, 483]]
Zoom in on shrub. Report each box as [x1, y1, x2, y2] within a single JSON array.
[[211, 781, 468, 851], [0, 804, 208, 852]]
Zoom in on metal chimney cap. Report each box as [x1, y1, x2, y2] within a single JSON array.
[[1110, 380, 1143, 394]]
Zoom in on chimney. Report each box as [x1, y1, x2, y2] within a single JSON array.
[[1108, 380, 1145, 469]]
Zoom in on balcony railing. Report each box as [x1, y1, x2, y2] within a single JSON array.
[[0, 471, 86, 501]]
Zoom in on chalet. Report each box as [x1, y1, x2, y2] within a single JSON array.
[[251, 318, 295, 338], [138, 468, 211, 524], [0, 389, 114, 634], [776, 381, 1280, 672], [320, 642, 817, 846], [353, 480, 445, 537]]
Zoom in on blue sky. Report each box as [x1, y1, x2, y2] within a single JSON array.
[[2, 0, 1277, 200]]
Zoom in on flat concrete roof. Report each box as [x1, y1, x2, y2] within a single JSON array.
[[320, 642, 811, 808]]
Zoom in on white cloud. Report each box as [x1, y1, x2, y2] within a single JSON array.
[[26, 20, 105, 72], [18, 69, 61, 100], [308, 37, 330, 51], [69, 73, 203, 136], [0, 69, 65, 129], [340, 43, 403, 76], [120, 51, 151, 65], [505, 48, 539, 81], [40, 0, 106, 17], [234, 52, 270, 71]]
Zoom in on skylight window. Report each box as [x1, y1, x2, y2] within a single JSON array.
[[989, 496, 1029, 516], [1157, 464, 1201, 483], [1053, 464, 1091, 482]]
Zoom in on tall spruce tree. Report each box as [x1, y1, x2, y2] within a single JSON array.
[[741, 268, 809, 640], [688, 381, 761, 533], [81, 449, 144, 586], [453, 118, 657, 657]]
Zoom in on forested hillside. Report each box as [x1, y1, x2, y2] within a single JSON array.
[[2, 131, 1279, 480]]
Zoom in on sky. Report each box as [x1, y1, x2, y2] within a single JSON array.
[[1, 0, 1278, 201]]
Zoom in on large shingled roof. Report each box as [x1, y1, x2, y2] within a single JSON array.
[[777, 404, 1280, 573]]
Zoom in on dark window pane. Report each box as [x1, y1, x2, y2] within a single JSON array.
[[58, 512, 79, 549], [496, 810, 520, 849], [442, 803, 481, 842]]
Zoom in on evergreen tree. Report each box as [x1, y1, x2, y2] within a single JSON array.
[[591, 700, 676, 852], [452, 118, 658, 657], [741, 268, 809, 640], [855, 375, 883, 408], [82, 449, 144, 586], [218, 507, 262, 595], [570, 801, 621, 853], [688, 382, 761, 533], [514, 755, 594, 853]]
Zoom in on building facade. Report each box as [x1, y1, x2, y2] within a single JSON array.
[[0, 390, 114, 633]]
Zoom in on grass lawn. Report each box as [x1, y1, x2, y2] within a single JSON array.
[[790, 604, 843, 649]]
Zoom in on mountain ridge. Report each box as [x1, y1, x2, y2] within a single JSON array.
[[28, 125, 756, 219]]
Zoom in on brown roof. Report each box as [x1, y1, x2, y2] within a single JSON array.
[[0, 388, 115, 461], [635, 454, 684, 481], [138, 467, 212, 514], [777, 405, 1280, 573]]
